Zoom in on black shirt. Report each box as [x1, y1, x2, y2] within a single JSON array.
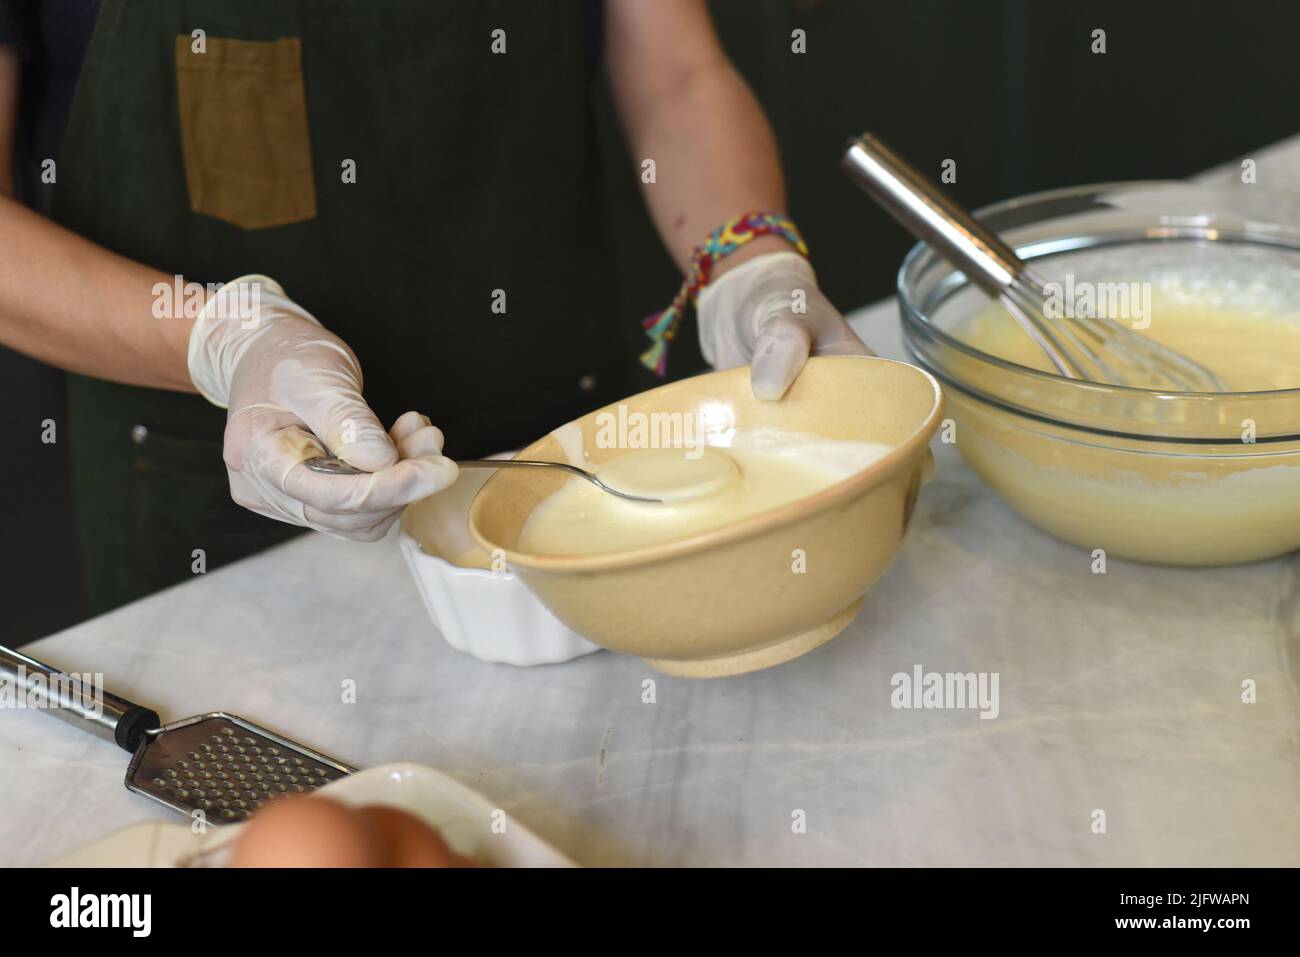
[[0, 0, 100, 194]]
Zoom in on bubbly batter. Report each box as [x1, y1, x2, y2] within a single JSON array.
[[517, 434, 894, 556]]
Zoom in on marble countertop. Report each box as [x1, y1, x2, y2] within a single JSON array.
[[4, 140, 1299, 868]]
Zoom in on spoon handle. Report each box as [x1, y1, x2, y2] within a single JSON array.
[[457, 459, 568, 472], [301, 456, 661, 503], [303, 456, 573, 477]]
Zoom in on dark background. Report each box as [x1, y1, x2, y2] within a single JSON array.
[[5, 0, 1299, 643]]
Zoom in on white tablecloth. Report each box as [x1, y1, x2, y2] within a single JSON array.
[[4, 138, 1299, 867]]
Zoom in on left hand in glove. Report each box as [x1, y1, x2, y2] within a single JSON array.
[[695, 250, 873, 400]]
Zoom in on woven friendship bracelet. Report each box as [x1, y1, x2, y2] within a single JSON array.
[[640, 210, 809, 376]]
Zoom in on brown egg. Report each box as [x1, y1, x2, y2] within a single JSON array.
[[231, 796, 387, 868], [355, 805, 476, 868]]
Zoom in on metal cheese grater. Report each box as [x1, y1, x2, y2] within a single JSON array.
[[1, 645, 354, 825]]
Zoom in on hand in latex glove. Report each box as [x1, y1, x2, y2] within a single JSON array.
[[188, 275, 457, 540], [696, 250, 873, 400]]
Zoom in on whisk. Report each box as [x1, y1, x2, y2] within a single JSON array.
[[842, 133, 1227, 392]]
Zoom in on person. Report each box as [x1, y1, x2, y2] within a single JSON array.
[[0, 0, 869, 615]]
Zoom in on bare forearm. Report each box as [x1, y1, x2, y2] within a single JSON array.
[[606, 0, 789, 277], [627, 65, 787, 273], [0, 43, 193, 389], [0, 194, 195, 390]]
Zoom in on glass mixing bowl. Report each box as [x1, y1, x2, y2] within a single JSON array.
[[898, 181, 1300, 566]]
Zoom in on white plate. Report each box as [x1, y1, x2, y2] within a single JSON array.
[[49, 762, 574, 868]]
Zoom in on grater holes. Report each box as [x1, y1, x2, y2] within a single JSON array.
[[135, 720, 347, 825]]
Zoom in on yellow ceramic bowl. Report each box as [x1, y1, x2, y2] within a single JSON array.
[[468, 356, 944, 678]]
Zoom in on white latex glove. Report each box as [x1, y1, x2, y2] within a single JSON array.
[[188, 275, 458, 540], [695, 250, 873, 400]]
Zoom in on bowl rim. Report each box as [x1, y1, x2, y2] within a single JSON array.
[[896, 180, 1300, 438], [468, 356, 945, 573]]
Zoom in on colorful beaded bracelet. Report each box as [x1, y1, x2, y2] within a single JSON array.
[[640, 210, 809, 376]]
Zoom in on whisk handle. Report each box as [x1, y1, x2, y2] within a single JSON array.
[[0, 644, 160, 753], [843, 133, 1027, 297]]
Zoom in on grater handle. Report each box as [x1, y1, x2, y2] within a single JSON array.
[[0, 645, 160, 753]]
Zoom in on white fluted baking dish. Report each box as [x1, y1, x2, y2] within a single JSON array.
[[399, 456, 600, 666]]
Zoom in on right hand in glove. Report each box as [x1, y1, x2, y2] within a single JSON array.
[[187, 275, 457, 540]]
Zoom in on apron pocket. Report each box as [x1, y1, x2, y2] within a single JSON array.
[[126, 424, 300, 600], [174, 36, 317, 230]]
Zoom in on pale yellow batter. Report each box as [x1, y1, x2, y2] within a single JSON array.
[[948, 300, 1300, 565], [958, 301, 1300, 391], [517, 435, 894, 556], [596, 448, 739, 502]]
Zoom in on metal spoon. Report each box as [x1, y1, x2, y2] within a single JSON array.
[[303, 455, 663, 504]]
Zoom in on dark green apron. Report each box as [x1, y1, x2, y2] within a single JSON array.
[[54, 0, 631, 614]]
